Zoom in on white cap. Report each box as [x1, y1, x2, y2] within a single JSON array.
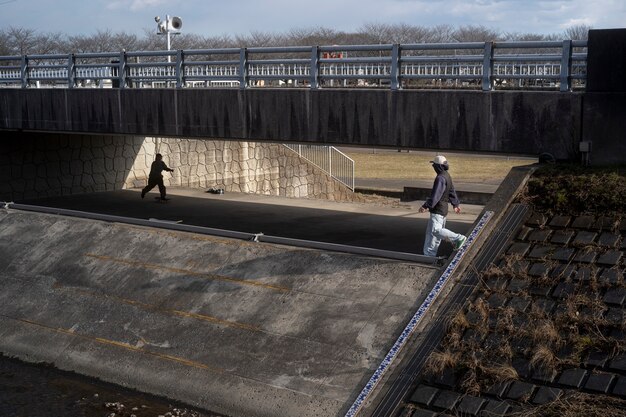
[[430, 155, 447, 165]]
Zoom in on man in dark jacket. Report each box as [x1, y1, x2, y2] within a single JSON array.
[[418, 155, 467, 256], [141, 153, 174, 200]]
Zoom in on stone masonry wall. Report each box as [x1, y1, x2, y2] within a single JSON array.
[[0, 132, 354, 202], [131, 138, 354, 201]]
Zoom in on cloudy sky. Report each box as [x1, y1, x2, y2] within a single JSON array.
[[1, 0, 624, 38]]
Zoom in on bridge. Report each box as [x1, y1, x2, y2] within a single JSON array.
[[1, 30, 624, 167], [1, 33, 621, 162]]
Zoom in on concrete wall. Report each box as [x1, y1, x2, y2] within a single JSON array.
[[0, 132, 354, 202], [587, 28, 626, 93], [582, 29, 626, 165], [0, 88, 584, 160]]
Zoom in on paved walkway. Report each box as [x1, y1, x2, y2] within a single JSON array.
[[20, 187, 483, 256], [355, 178, 500, 194]]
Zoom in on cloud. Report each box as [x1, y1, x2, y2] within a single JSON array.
[[107, 0, 167, 11], [2, 0, 624, 38]]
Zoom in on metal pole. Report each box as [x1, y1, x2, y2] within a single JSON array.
[[390, 44, 400, 90], [119, 51, 126, 89], [20, 55, 28, 88], [175, 49, 183, 88], [560, 39, 572, 92], [310, 46, 319, 89], [482, 41, 493, 91], [328, 147, 332, 177], [239, 48, 248, 89], [166, 15, 172, 64], [352, 160, 355, 191], [67, 53, 75, 88]]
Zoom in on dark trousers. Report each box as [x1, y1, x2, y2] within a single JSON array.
[[142, 175, 166, 199]]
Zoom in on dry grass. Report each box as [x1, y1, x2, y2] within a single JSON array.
[[449, 310, 470, 332], [424, 349, 460, 375], [344, 151, 534, 181], [512, 392, 626, 417], [529, 345, 559, 372], [530, 320, 562, 348], [495, 307, 516, 335], [482, 363, 519, 382], [472, 298, 491, 324]]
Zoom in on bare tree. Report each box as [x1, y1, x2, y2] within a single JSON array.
[[284, 27, 344, 46], [564, 24, 591, 40], [428, 24, 456, 43], [0, 30, 11, 55], [0, 23, 585, 57], [110, 32, 139, 51], [503, 32, 548, 42], [235, 30, 280, 47], [452, 25, 501, 42], [357, 22, 392, 44], [37, 32, 66, 54], [5, 27, 39, 55], [67, 34, 96, 53]]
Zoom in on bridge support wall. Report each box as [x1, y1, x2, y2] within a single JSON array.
[[0, 132, 353, 202], [0, 89, 585, 161], [582, 28, 626, 165]]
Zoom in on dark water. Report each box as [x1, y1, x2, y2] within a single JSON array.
[[0, 354, 225, 417]]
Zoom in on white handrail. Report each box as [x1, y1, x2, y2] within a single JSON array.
[[283, 144, 355, 191]]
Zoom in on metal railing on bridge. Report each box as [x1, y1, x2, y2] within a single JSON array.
[[0, 40, 587, 92], [283, 144, 355, 191]]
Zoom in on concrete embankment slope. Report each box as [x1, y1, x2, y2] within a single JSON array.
[[0, 208, 438, 417]]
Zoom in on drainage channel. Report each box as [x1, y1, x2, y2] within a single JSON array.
[[0, 353, 224, 417], [368, 203, 529, 417], [2, 202, 439, 265]]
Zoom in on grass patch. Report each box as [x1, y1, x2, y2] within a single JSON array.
[[344, 151, 534, 181], [521, 164, 626, 215]]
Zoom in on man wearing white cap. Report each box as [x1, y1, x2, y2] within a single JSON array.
[[418, 155, 467, 256]]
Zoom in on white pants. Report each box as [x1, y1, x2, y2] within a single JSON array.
[[423, 213, 464, 257]]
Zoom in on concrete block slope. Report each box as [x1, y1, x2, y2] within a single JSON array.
[[0, 209, 438, 417]]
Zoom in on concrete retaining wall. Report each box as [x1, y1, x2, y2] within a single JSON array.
[[0, 208, 438, 417], [0, 132, 353, 202]]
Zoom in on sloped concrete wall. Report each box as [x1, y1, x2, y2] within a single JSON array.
[[0, 132, 353, 202], [0, 208, 437, 417]]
